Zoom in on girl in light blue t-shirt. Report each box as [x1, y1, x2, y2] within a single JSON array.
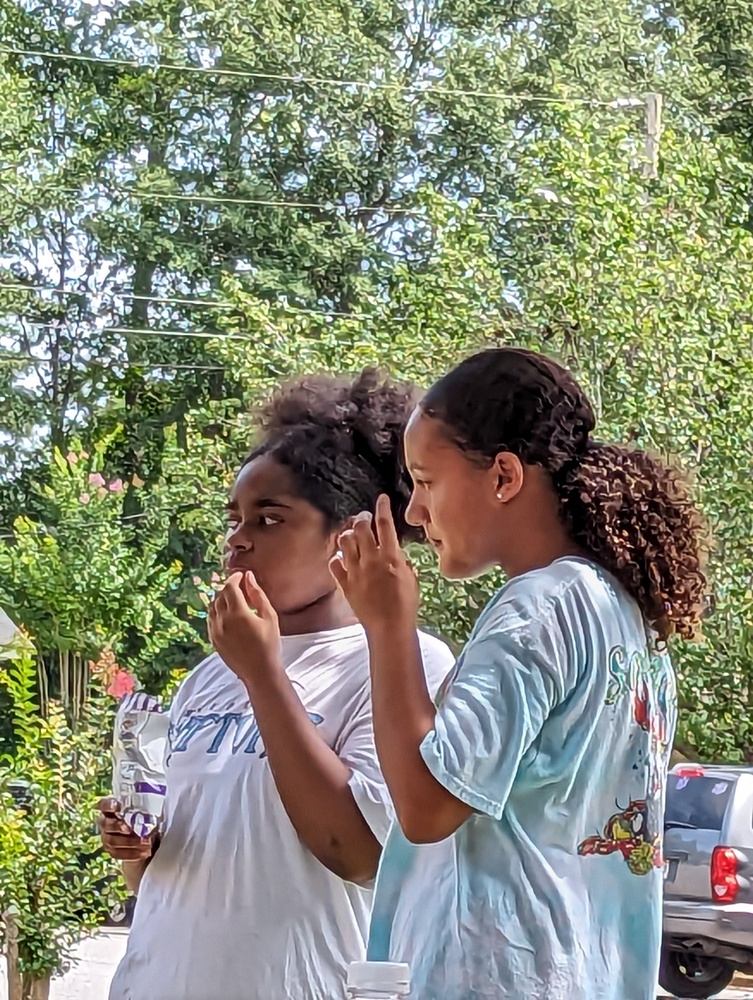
[[331, 347, 707, 1000]]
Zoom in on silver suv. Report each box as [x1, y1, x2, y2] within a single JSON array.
[[662, 763, 753, 998]]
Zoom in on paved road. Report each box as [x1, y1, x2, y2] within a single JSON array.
[[2, 934, 751, 1000]]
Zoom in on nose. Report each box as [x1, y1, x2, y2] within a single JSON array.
[[225, 523, 253, 554], [405, 491, 427, 528]]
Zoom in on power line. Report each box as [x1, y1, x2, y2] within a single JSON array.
[[0, 45, 620, 108], [0, 282, 396, 321], [14, 320, 263, 342], [0, 352, 227, 371], [32, 183, 509, 221]]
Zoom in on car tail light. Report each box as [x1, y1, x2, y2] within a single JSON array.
[[711, 847, 739, 903], [675, 765, 705, 778]]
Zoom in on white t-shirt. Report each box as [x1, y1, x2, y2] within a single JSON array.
[[109, 624, 453, 1000]]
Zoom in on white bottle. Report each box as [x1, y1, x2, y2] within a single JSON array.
[[346, 961, 411, 999]]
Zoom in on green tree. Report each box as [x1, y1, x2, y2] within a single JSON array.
[[0, 633, 117, 996], [1, 0, 752, 761]]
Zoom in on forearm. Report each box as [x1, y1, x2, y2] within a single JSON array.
[[367, 621, 472, 844], [121, 858, 149, 894], [244, 665, 381, 883], [120, 832, 160, 894]]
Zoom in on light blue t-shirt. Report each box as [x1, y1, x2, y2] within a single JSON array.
[[368, 557, 676, 1000]]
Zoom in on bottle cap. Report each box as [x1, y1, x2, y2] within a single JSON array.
[[347, 961, 411, 995]]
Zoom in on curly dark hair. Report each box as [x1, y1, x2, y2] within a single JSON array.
[[246, 368, 423, 543], [421, 347, 707, 641]]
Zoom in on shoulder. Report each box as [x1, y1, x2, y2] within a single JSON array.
[[417, 629, 455, 665], [477, 557, 630, 642], [417, 629, 455, 698], [169, 652, 231, 714]]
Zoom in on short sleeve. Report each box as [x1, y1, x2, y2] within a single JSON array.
[[420, 625, 571, 821], [341, 633, 456, 845]]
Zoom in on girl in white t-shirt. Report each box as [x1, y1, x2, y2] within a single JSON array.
[[98, 370, 454, 1000]]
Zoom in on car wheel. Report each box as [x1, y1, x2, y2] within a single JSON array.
[[659, 947, 735, 999]]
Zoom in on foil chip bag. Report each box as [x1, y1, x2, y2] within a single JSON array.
[[112, 691, 169, 839]]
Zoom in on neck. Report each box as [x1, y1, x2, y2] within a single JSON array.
[[502, 539, 586, 580], [499, 514, 586, 580], [277, 587, 359, 637]]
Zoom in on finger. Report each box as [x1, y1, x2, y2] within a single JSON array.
[[329, 553, 348, 590], [219, 572, 248, 611], [97, 797, 122, 815], [101, 829, 143, 848], [374, 494, 401, 557], [104, 841, 153, 861], [240, 572, 276, 620], [352, 512, 377, 554], [209, 592, 225, 620], [99, 815, 133, 836], [337, 528, 361, 568]]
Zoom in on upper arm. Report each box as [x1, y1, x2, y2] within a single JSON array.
[[419, 620, 573, 826]]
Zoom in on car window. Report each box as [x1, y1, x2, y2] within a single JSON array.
[[665, 774, 735, 831]]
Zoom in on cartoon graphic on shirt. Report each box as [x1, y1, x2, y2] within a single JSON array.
[[634, 672, 670, 753], [578, 644, 675, 875], [578, 799, 663, 875]]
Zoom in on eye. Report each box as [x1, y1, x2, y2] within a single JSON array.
[[259, 515, 281, 527], [413, 478, 432, 489]]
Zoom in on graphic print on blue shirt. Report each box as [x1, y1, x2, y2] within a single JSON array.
[[578, 643, 674, 876], [167, 710, 324, 761]]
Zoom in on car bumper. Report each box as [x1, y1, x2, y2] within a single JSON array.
[[665, 900, 753, 951]]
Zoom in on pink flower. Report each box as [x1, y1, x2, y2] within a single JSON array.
[[192, 576, 202, 586], [79, 492, 90, 504], [88, 473, 105, 487], [109, 478, 124, 493], [66, 451, 78, 465], [210, 572, 222, 585], [107, 668, 136, 699]]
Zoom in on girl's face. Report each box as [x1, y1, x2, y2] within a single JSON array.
[[224, 455, 340, 617], [403, 409, 518, 580]]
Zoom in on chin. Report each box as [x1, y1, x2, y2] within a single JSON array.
[[437, 550, 491, 582]]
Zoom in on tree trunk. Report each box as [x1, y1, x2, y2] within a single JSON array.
[[3, 911, 52, 1000]]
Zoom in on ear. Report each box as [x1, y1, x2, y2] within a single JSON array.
[[492, 452, 525, 503]]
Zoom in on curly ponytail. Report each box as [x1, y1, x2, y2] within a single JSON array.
[[555, 442, 706, 640], [421, 347, 708, 641]]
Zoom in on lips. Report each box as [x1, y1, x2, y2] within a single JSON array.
[[225, 559, 253, 574]]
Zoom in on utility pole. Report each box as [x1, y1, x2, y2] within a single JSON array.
[[643, 93, 663, 179]]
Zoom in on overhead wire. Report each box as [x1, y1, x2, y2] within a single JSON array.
[[0, 45, 621, 108]]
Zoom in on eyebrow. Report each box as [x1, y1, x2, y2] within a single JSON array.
[[226, 497, 293, 510]]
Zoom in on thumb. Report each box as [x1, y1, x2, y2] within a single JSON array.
[[241, 571, 276, 619], [329, 553, 348, 591]]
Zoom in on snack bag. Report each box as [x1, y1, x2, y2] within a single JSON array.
[[112, 691, 169, 839]]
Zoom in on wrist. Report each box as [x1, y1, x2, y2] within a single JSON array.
[[240, 655, 286, 700], [365, 615, 416, 646]]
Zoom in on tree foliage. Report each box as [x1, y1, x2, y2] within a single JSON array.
[[0, 0, 752, 761]]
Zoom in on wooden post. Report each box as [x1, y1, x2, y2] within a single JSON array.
[[2, 911, 51, 1000], [4, 909, 22, 1000], [643, 92, 663, 179]]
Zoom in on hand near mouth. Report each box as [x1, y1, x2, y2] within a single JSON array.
[[208, 571, 282, 688]]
